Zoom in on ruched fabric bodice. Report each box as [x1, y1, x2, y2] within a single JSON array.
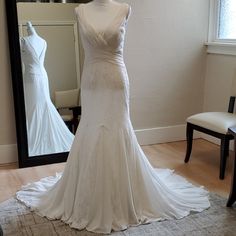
[[21, 37, 47, 78], [77, 4, 127, 66], [16, 3, 210, 234]]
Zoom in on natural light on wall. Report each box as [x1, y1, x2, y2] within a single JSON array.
[[219, 0, 236, 39]]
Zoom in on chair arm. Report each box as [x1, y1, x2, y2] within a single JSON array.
[[228, 96, 236, 113]]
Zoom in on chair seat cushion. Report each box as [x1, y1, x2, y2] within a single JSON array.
[[61, 114, 73, 121], [187, 112, 236, 134]]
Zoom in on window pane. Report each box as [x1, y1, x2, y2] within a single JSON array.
[[219, 0, 236, 39]]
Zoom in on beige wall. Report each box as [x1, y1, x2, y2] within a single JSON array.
[[0, 0, 16, 145], [0, 0, 210, 163], [203, 54, 236, 112], [0, 0, 17, 164], [125, 0, 209, 128]]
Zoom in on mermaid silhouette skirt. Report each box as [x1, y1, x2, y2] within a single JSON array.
[[16, 3, 210, 234]]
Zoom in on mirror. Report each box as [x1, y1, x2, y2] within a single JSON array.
[[5, 0, 91, 167], [18, 2, 81, 157]]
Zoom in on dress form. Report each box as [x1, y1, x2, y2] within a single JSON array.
[[22, 21, 45, 58], [83, 0, 131, 30]]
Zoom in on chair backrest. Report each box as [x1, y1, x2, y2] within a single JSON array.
[[54, 88, 80, 109], [228, 96, 236, 113]]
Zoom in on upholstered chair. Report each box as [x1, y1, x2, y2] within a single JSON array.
[[184, 96, 236, 180], [54, 88, 81, 133]]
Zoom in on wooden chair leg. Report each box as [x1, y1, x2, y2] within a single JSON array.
[[226, 138, 230, 158], [185, 123, 194, 163], [65, 121, 73, 133], [0, 224, 3, 236], [220, 137, 229, 180], [69, 123, 73, 132]]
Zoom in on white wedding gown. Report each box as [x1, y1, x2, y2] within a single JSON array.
[[16, 3, 210, 234], [21, 35, 74, 156]]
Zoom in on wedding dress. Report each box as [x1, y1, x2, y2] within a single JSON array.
[[16, 3, 210, 234], [21, 34, 74, 156]]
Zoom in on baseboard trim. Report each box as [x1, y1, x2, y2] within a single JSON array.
[[135, 124, 189, 145], [0, 125, 203, 164], [0, 144, 17, 164]]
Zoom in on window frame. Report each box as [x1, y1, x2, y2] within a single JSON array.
[[206, 0, 236, 55]]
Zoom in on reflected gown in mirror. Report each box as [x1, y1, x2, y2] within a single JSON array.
[[16, 3, 210, 234], [20, 35, 74, 156]]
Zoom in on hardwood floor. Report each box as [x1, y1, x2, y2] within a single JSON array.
[[0, 139, 233, 203]]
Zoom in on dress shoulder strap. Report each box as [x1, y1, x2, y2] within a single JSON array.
[[123, 3, 131, 21], [74, 4, 84, 22]]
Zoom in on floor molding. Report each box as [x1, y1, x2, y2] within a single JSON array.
[[0, 144, 17, 164], [0, 125, 205, 164], [135, 124, 189, 145]]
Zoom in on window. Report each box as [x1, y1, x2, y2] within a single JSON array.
[[207, 0, 236, 55], [218, 0, 236, 40]]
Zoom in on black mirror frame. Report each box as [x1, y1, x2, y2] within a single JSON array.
[[5, 0, 69, 168]]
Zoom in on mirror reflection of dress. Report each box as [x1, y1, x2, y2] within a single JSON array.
[[16, 3, 210, 234], [20, 22, 74, 156]]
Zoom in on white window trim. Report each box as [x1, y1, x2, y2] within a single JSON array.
[[206, 0, 236, 56]]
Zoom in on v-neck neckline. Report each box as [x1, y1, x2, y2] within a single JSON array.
[[24, 37, 45, 61], [80, 3, 125, 35]]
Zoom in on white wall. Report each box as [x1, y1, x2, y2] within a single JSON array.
[[0, 0, 210, 164], [204, 54, 236, 112]]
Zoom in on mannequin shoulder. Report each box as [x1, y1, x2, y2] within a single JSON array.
[[122, 3, 131, 20], [114, 2, 131, 21], [20, 37, 26, 43], [20, 37, 26, 48], [114, 1, 131, 11], [74, 4, 84, 17], [20, 37, 29, 47], [75, 3, 84, 11]]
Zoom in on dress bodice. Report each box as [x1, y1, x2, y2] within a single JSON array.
[[21, 37, 47, 75], [75, 3, 130, 65]]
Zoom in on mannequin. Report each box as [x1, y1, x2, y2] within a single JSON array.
[[82, 0, 131, 30], [20, 21, 74, 156], [21, 21, 45, 59]]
